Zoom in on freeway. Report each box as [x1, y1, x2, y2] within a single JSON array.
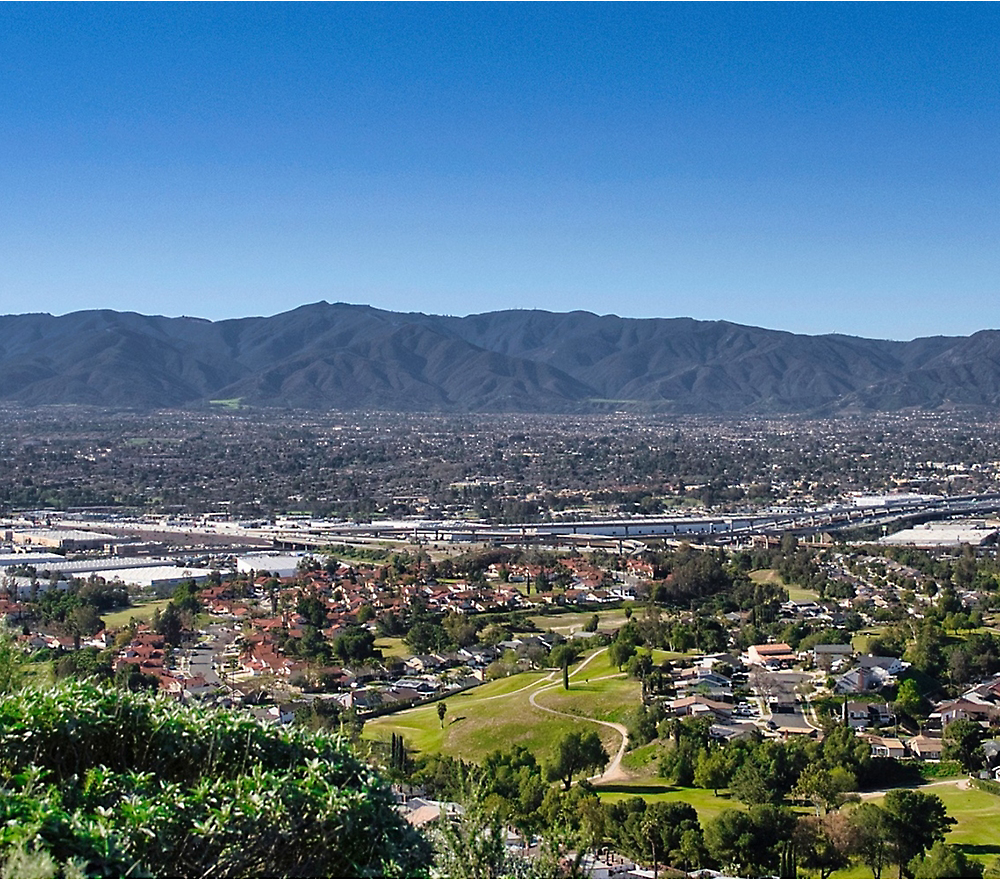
[[262, 492, 1000, 550]]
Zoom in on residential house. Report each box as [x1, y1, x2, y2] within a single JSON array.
[[864, 733, 906, 758], [906, 734, 943, 761], [747, 643, 797, 668]]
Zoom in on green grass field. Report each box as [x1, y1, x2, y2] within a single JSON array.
[[749, 568, 819, 603], [535, 674, 639, 726], [365, 648, 635, 764], [593, 781, 740, 823], [935, 785, 1000, 865], [101, 599, 173, 629], [527, 608, 631, 635], [375, 637, 411, 660], [365, 670, 570, 759], [619, 741, 659, 772]]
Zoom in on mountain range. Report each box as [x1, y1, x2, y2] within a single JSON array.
[[1, 302, 999, 413]]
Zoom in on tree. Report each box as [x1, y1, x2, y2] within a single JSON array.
[[171, 579, 202, 616], [883, 788, 955, 871], [694, 748, 731, 796], [608, 636, 636, 671], [942, 718, 986, 772], [549, 729, 608, 789], [442, 611, 478, 648], [605, 798, 703, 874], [642, 801, 703, 877], [68, 604, 105, 639], [731, 760, 778, 806], [154, 601, 184, 646], [704, 806, 795, 877], [793, 813, 853, 879], [850, 803, 893, 879], [910, 841, 983, 879], [479, 746, 548, 848], [704, 808, 756, 874], [907, 621, 946, 678], [432, 788, 524, 878], [296, 592, 328, 628], [437, 701, 447, 729], [794, 766, 856, 815], [894, 678, 927, 722], [332, 625, 378, 665], [626, 650, 654, 683]]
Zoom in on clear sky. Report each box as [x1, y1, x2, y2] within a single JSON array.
[[2, 3, 998, 340]]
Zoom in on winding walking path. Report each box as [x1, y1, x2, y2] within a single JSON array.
[[527, 649, 631, 784], [858, 776, 971, 800]]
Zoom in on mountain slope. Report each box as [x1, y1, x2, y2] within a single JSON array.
[[0, 302, 998, 412]]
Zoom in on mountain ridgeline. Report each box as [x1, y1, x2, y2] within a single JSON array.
[[1, 302, 999, 413]]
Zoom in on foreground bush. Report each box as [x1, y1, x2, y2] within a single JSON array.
[[0, 682, 431, 878]]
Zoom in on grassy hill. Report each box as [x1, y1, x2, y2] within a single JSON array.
[[364, 648, 634, 765]]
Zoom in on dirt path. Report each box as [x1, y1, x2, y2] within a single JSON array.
[[858, 776, 970, 800], [472, 669, 557, 702], [527, 650, 630, 784]]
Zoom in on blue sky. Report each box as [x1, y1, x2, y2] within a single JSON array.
[[2, 3, 998, 340]]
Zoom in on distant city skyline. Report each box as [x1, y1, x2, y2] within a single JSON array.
[[2, 3, 998, 341]]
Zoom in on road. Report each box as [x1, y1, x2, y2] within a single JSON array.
[[179, 623, 239, 688]]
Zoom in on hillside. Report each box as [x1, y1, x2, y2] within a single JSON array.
[[2, 302, 1000, 413]]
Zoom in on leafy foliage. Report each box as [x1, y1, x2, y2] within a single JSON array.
[[0, 681, 431, 878]]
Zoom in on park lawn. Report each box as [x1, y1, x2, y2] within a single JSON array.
[[457, 669, 553, 698], [375, 637, 411, 660], [536, 674, 639, 726], [750, 568, 819, 603], [365, 657, 636, 765], [593, 781, 739, 824], [528, 608, 630, 635], [366, 678, 593, 763], [892, 784, 1000, 863], [785, 584, 821, 603], [102, 599, 173, 629], [651, 648, 692, 663], [570, 647, 621, 680], [851, 627, 886, 653]]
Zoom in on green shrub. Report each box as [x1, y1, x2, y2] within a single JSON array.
[[0, 682, 431, 878]]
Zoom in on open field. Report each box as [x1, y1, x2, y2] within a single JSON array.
[[365, 670, 581, 759], [528, 608, 631, 635], [749, 568, 818, 603], [365, 649, 632, 764], [593, 781, 739, 823], [534, 673, 639, 726], [102, 599, 173, 628], [375, 636, 411, 660], [936, 784, 1000, 865]]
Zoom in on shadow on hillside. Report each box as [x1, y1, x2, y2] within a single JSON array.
[[592, 783, 678, 796], [960, 844, 1000, 857]]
